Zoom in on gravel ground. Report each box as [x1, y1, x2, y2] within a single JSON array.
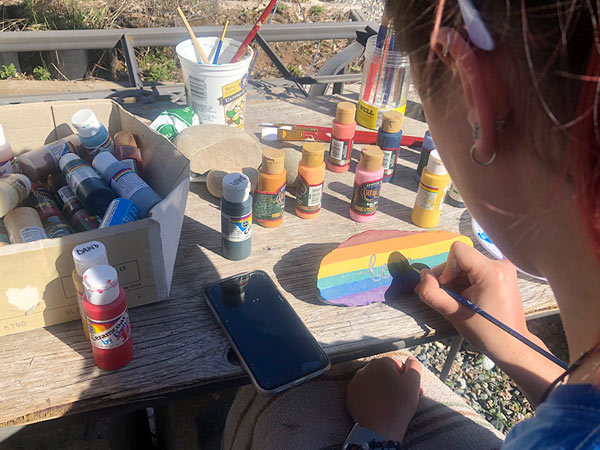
[[327, 0, 385, 21]]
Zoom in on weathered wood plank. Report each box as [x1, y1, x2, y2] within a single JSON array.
[[0, 92, 557, 427]]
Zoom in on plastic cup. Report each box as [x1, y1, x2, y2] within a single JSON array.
[[357, 35, 411, 130], [176, 37, 253, 130]]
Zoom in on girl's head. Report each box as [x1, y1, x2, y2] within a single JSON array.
[[390, 1, 599, 276]]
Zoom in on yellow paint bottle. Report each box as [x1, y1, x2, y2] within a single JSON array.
[[411, 149, 451, 228]]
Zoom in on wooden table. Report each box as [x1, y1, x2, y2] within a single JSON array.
[[0, 86, 558, 428]]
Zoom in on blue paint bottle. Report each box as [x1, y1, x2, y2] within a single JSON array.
[[100, 198, 140, 228], [92, 152, 161, 218], [416, 130, 435, 182], [71, 109, 114, 160], [377, 111, 403, 183], [221, 173, 252, 261]]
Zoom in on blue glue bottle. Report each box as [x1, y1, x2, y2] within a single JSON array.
[[416, 130, 435, 182], [59, 153, 115, 217], [100, 198, 140, 228], [92, 152, 161, 218], [71, 109, 114, 160], [221, 173, 252, 261], [377, 111, 403, 183]]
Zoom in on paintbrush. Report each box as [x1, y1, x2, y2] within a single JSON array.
[[212, 20, 230, 64], [362, 6, 390, 102], [177, 7, 209, 64], [230, 0, 280, 63], [388, 252, 568, 369]]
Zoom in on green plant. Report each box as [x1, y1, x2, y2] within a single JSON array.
[[139, 49, 178, 82], [287, 64, 302, 78], [0, 63, 18, 79], [21, 0, 117, 30], [33, 65, 51, 80], [309, 5, 324, 16]]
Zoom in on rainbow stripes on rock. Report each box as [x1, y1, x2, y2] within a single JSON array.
[[317, 230, 473, 306]]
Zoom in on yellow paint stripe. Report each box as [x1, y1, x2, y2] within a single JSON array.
[[318, 236, 472, 279]]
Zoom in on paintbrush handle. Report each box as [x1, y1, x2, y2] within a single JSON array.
[[440, 286, 568, 369], [178, 7, 209, 63], [231, 0, 279, 63]]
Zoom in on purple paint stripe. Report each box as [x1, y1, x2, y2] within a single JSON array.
[[324, 286, 389, 307]]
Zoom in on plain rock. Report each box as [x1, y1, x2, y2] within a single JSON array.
[[283, 147, 302, 188], [206, 168, 259, 198], [173, 124, 262, 175]]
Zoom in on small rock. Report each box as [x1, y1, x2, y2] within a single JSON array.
[[480, 393, 489, 401], [206, 167, 259, 198], [434, 341, 445, 349], [283, 147, 302, 188]]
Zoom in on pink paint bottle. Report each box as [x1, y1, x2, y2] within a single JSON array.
[[350, 145, 384, 222], [327, 102, 356, 172]]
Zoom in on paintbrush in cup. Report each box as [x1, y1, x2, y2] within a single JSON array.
[[177, 7, 209, 64], [212, 20, 230, 64]]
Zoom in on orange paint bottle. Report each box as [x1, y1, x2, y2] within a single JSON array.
[[254, 148, 286, 228], [296, 142, 325, 219]]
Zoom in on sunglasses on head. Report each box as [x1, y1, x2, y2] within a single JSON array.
[[457, 0, 495, 51]]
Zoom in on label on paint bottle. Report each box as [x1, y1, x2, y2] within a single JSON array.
[[1, 175, 30, 204], [351, 179, 382, 216], [438, 185, 451, 212], [58, 185, 77, 204], [46, 140, 76, 164], [44, 217, 72, 238], [100, 199, 140, 228], [0, 157, 15, 176], [328, 137, 353, 165], [254, 183, 286, 221], [65, 163, 102, 192], [448, 184, 463, 203], [415, 180, 440, 211], [84, 135, 115, 159], [296, 175, 323, 213], [121, 159, 138, 173], [381, 148, 398, 177], [19, 226, 47, 243], [87, 310, 131, 350], [110, 168, 146, 199], [221, 211, 252, 243]]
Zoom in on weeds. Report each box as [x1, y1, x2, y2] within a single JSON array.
[[309, 5, 324, 16], [33, 66, 52, 80], [0, 64, 18, 80], [19, 0, 125, 30], [287, 64, 302, 78], [138, 48, 179, 82]]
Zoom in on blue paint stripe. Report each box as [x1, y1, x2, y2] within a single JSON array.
[[320, 277, 394, 300]]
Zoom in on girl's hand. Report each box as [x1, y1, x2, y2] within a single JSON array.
[[346, 356, 422, 442]]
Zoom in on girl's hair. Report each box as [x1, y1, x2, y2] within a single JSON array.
[[390, 1, 600, 259]]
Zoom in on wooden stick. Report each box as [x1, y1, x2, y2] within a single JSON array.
[[177, 7, 209, 64]]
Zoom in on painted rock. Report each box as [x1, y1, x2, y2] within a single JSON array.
[[317, 230, 473, 307], [206, 167, 259, 198], [173, 124, 262, 175], [283, 147, 302, 188]]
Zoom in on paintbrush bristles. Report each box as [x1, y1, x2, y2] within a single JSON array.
[[177, 7, 209, 64]]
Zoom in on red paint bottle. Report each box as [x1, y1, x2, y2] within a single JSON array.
[[327, 102, 356, 173], [82, 264, 133, 370]]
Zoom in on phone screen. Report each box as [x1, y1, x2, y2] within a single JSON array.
[[204, 271, 330, 392]]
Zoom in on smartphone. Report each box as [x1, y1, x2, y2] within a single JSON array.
[[204, 270, 331, 395]]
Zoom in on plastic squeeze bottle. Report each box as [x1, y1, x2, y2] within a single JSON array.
[[4, 207, 47, 243], [0, 174, 31, 217], [112, 131, 143, 176], [72, 241, 108, 339], [221, 173, 252, 261], [254, 148, 286, 228], [350, 146, 384, 223], [18, 136, 80, 182], [82, 264, 133, 370], [296, 142, 325, 219], [0, 124, 15, 175], [446, 181, 465, 208], [412, 150, 451, 228], [377, 111, 403, 183], [327, 102, 357, 172], [416, 130, 435, 182], [59, 153, 115, 217], [92, 152, 161, 218], [71, 109, 114, 160]]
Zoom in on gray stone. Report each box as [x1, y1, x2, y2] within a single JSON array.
[[173, 124, 263, 175], [206, 168, 259, 198], [283, 147, 302, 188]]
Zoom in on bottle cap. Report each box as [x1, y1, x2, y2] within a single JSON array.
[[83, 264, 120, 305], [359, 145, 384, 172], [92, 151, 119, 174], [72, 240, 108, 277], [114, 131, 137, 148], [261, 147, 285, 174], [423, 130, 435, 151], [301, 142, 325, 167], [0, 124, 6, 146], [58, 153, 81, 171], [71, 109, 102, 138], [223, 173, 250, 203], [426, 150, 448, 175], [335, 102, 356, 124], [381, 111, 403, 134]]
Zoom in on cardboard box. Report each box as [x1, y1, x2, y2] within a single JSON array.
[[0, 100, 190, 336]]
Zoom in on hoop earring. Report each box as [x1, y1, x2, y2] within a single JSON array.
[[470, 144, 496, 166], [470, 119, 503, 167]]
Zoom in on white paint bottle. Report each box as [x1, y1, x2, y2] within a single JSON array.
[[0, 173, 31, 217], [4, 207, 47, 243], [0, 124, 15, 176]]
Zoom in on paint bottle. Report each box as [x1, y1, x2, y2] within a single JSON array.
[[43, 215, 74, 238], [27, 183, 62, 220], [377, 111, 403, 183], [47, 172, 67, 194], [4, 207, 48, 243], [71, 208, 100, 232], [254, 148, 286, 228], [18, 135, 80, 182], [0, 218, 10, 246], [327, 102, 357, 172], [100, 198, 140, 228], [350, 146, 384, 223], [0, 124, 15, 176], [71, 109, 114, 160], [112, 131, 143, 176], [415, 130, 435, 182], [92, 152, 161, 218], [221, 173, 252, 260], [296, 142, 325, 219], [412, 150, 451, 228], [83, 264, 133, 370], [0, 174, 31, 217], [72, 241, 108, 340], [57, 185, 84, 220], [59, 153, 115, 217], [446, 182, 465, 208]]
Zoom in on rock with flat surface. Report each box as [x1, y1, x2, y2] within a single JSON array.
[[206, 168, 259, 198]]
